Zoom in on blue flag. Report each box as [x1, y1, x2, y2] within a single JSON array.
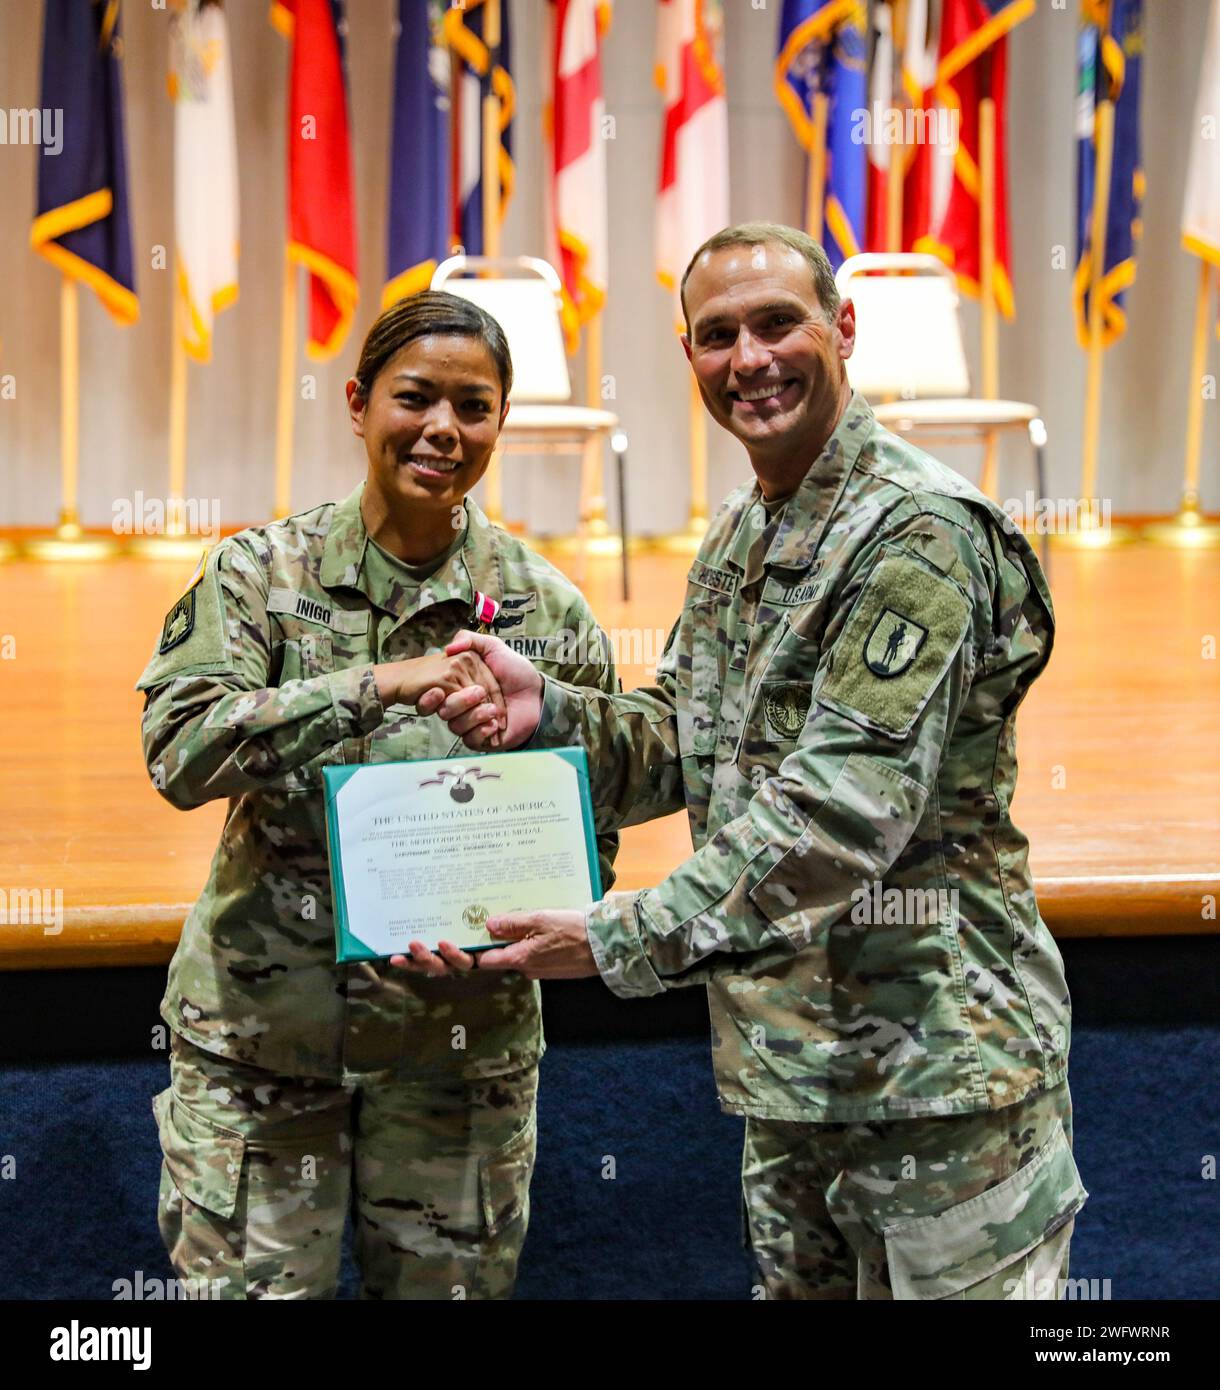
[[775, 0, 868, 269], [384, 0, 452, 306], [443, 0, 514, 256], [30, 0, 138, 324], [1074, 0, 1144, 348]]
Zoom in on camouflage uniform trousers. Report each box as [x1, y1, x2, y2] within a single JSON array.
[[154, 1031, 537, 1300], [744, 1080, 1080, 1300]]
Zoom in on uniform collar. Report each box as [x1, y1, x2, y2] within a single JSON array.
[[756, 390, 877, 574], [320, 484, 371, 591], [321, 482, 503, 619]]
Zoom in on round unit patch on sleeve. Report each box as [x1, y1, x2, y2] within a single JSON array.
[[820, 550, 971, 738]]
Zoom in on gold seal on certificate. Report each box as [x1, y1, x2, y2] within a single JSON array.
[[323, 748, 602, 961]]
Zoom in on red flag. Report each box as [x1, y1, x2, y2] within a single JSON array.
[[910, 0, 1033, 319], [548, 0, 612, 353], [866, 0, 938, 253], [655, 0, 729, 327], [275, 0, 358, 359]]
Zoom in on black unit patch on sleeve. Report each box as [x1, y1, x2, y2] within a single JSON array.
[[159, 590, 197, 654]]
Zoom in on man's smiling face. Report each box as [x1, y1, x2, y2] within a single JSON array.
[[682, 241, 855, 494]]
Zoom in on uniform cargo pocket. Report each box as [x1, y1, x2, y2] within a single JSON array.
[[882, 1120, 1088, 1300], [153, 1089, 245, 1220], [479, 1113, 537, 1238]]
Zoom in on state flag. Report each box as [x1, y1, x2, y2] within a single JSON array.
[[31, 0, 138, 325]]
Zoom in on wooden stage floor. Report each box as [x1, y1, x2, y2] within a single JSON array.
[[1, 538, 1217, 968]]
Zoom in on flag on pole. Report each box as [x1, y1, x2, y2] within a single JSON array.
[[548, 0, 612, 351], [1073, 0, 1144, 348], [275, 0, 358, 359], [384, 0, 452, 307], [911, 0, 1033, 320], [866, 0, 938, 252], [170, 0, 239, 362], [1183, 0, 1220, 278], [30, 0, 138, 325], [443, 0, 515, 255], [1183, 0, 1220, 274], [774, 0, 868, 269], [656, 0, 730, 322]]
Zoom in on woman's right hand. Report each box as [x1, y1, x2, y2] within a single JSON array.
[[418, 631, 544, 750], [373, 652, 507, 742]]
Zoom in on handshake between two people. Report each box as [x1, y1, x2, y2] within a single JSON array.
[[372, 630, 540, 751], [377, 633, 599, 982]]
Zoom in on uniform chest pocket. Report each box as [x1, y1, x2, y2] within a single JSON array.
[[677, 595, 730, 758], [737, 614, 822, 765]]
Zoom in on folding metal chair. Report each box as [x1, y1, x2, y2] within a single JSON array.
[[431, 255, 630, 598], [835, 252, 1047, 561]]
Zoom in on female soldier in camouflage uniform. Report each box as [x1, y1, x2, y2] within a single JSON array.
[[138, 292, 618, 1299]]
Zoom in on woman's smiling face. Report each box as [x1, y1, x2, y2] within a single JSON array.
[[348, 333, 508, 517]]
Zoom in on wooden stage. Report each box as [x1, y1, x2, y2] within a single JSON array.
[[1, 537, 1217, 969]]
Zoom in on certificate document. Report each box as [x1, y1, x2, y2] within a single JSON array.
[[323, 748, 603, 961]]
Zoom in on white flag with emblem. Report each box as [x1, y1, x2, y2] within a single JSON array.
[[1183, 0, 1220, 270], [170, 0, 239, 361]]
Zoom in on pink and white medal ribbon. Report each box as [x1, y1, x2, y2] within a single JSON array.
[[471, 591, 501, 633]]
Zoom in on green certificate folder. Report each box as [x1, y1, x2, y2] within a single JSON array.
[[323, 747, 603, 962]]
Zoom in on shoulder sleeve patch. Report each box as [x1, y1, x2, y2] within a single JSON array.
[[819, 550, 972, 738], [135, 546, 236, 691]]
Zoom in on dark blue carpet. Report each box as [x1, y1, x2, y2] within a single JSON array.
[[0, 1026, 1217, 1299]]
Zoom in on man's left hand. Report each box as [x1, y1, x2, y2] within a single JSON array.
[[478, 910, 599, 979]]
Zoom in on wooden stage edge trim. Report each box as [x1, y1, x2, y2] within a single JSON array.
[[1, 876, 1216, 970]]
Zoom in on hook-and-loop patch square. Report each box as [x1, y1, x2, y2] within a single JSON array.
[[820, 550, 971, 738]]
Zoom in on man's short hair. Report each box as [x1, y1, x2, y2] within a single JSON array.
[[679, 222, 841, 333]]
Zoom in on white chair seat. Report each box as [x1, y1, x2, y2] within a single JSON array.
[[873, 398, 1039, 430], [502, 403, 619, 435]]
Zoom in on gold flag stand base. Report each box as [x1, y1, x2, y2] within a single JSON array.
[[1049, 518, 1138, 550], [645, 515, 709, 556], [547, 530, 625, 553], [22, 514, 120, 562], [545, 530, 638, 558], [128, 534, 213, 561], [544, 510, 644, 558], [1141, 502, 1220, 549]]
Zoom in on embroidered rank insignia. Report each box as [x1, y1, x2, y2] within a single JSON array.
[[159, 591, 196, 654], [763, 682, 812, 740], [864, 608, 929, 678]]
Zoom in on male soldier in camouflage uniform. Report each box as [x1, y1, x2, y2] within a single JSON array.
[[424, 224, 1087, 1299], [138, 294, 618, 1299]]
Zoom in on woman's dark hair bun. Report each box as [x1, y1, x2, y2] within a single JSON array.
[[353, 290, 514, 402]]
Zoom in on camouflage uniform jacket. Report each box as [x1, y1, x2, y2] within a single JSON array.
[[533, 393, 1070, 1122], [138, 484, 619, 1082]]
